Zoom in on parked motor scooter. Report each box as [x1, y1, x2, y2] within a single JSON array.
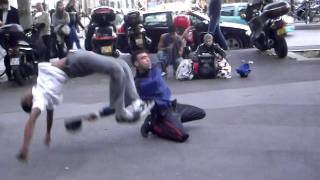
[[123, 10, 151, 53], [0, 24, 38, 85], [86, 6, 119, 57], [242, 1, 290, 58]]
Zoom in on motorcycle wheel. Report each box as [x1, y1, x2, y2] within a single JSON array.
[[13, 69, 25, 86], [274, 37, 288, 58]]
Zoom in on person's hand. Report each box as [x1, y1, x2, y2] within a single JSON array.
[[0, 20, 3, 27]]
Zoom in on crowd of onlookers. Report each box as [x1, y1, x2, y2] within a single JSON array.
[[1, 0, 84, 60], [0, 0, 85, 81]]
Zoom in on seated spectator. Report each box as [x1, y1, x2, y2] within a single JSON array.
[[157, 25, 184, 76], [194, 33, 231, 79]]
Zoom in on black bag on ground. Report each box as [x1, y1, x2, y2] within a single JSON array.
[[194, 53, 217, 79]]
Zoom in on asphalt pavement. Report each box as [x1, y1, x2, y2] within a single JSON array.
[[1, 45, 320, 180]]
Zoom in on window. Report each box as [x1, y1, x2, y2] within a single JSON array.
[[221, 6, 235, 16], [144, 13, 168, 26], [238, 6, 247, 16], [188, 14, 202, 25]]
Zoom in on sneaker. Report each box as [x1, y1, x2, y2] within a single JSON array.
[[131, 99, 145, 113], [117, 100, 155, 123], [99, 106, 115, 117], [161, 72, 167, 77], [140, 115, 152, 138]]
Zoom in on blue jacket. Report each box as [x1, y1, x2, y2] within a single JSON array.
[[135, 63, 172, 109]]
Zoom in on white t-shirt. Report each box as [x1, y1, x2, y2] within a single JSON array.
[[32, 63, 68, 112]]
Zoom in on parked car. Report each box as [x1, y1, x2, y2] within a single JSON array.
[[117, 10, 252, 53], [220, 2, 295, 34]]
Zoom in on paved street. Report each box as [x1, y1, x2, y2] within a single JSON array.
[[1, 38, 320, 180]]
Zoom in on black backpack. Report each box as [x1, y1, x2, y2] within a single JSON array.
[[195, 53, 217, 79]]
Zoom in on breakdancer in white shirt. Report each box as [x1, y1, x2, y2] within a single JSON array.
[[17, 50, 149, 162]]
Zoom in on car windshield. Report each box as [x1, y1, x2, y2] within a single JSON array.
[[221, 6, 235, 16], [144, 13, 168, 26], [190, 11, 209, 21]]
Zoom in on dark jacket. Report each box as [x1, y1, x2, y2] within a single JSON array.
[[195, 43, 226, 58], [208, 0, 222, 18], [135, 62, 172, 109], [65, 4, 84, 29], [2, 6, 20, 25]]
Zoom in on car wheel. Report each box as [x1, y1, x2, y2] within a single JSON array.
[[226, 36, 243, 50]]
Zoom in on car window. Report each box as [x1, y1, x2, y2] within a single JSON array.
[[188, 14, 203, 25], [221, 6, 235, 16], [144, 13, 168, 26], [237, 5, 247, 16]]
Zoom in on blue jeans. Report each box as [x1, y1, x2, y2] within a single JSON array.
[[157, 50, 181, 73], [208, 17, 228, 50], [68, 25, 81, 49]]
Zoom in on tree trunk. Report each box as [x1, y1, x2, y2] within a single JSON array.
[[17, 0, 32, 30]]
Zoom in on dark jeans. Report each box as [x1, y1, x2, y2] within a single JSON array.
[[4, 54, 11, 79], [157, 50, 182, 74], [42, 35, 51, 62], [56, 34, 68, 59], [67, 25, 81, 50], [208, 16, 228, 50], [144, 103, 206, 142]]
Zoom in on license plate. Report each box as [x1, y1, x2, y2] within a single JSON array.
[[10, 57, 20, 65], [101, 46, 112, 54], [277, 27, 286, 36]]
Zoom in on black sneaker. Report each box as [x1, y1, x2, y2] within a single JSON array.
[[140, 115, 152, 138], [99, 106, 115, 117]]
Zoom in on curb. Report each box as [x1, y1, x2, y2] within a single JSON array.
[[294, 23, 320, 30]]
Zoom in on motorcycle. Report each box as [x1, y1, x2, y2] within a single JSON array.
[[295, 0, 320, 24], [123, 10, 151, 53], [0, 24, 38, 85], [87, 6, 119, 57], [242, 1, 290, 58]]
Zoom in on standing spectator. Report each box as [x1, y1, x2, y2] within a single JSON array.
[[52, 1, 70, 58], [0, 0, 19, 81], [33, 2, 51, 62], [65, 0, 84, 50], [157, 25, 184, 76], [207, 0, 228, 50]]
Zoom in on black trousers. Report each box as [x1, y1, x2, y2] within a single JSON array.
[[42, 35, 51, 62], [145, 103, 206, 142], [4, 54, 11, 79]]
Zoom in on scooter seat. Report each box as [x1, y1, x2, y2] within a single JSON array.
[[263, 1, 290, 19]]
